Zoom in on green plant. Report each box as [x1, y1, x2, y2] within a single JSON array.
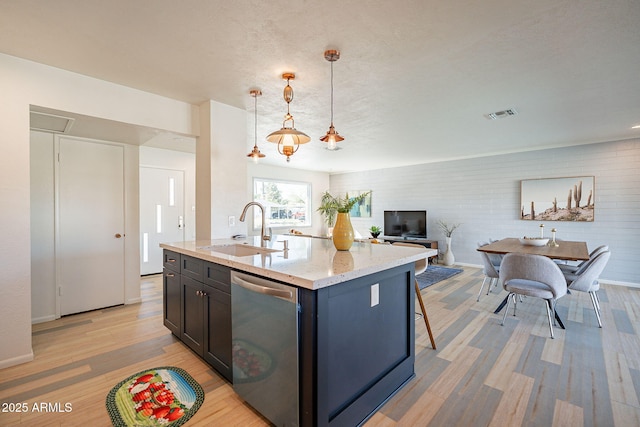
[[437, 219, 461, 237], [369, 225, 381, 234], [317, 191, 371, 227]]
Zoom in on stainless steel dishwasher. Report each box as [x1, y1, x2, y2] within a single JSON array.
[[230, 270, 299, 427]]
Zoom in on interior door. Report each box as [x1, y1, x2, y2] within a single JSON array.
[[139, 167, 185, 275], [57, 137, 125, 315]]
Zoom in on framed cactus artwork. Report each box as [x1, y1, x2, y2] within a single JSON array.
[[520, 176, 595, 221]]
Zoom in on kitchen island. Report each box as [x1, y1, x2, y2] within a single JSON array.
[[161, 236, 436, 426]]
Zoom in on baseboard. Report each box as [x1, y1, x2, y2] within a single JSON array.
[[600, 279, 640, 289], [455, 262, 482, 269], [0, 351, 34, 369], [126, 297, 142, 304], [32, 314, 57, 324]]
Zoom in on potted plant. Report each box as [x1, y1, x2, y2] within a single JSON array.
[[437, 220, 461, 266], [317, 191, 371, 250], [318, 191, 339, 234], [369, 225, 381, 239]]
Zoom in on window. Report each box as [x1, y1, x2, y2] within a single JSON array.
[[252, 178, 311, 229]]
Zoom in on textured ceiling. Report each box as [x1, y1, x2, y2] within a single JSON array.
[[2, 0, 640, 173]]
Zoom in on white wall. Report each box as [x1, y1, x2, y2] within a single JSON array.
[[330, 139, 640, 286], [195, 100, 251, 240], [0, 52, 197, 368], [30, 131, 56, 324]]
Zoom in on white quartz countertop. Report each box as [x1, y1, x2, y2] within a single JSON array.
[[160, 235, 437, 290]]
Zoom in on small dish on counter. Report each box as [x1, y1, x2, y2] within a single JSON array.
[[519, 237, 549, 246]]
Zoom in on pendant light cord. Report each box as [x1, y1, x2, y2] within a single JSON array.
[[330, 60, 334, 126]]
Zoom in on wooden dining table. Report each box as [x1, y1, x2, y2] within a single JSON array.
[[477, 238, 590, 328], [477, 238, 589, 261]]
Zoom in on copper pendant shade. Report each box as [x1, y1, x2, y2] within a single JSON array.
[[247, 89, 265, 162], [320, 49, 344, 150], [266, 73, 310, 162]]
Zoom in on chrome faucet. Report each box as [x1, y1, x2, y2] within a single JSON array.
[[239, 202, 271, 246]]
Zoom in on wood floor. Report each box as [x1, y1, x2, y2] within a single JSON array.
[[1, 266, 639, 426]]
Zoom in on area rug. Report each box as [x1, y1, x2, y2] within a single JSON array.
[[106, 366, 204, 426], [417, 266, 463, 289]]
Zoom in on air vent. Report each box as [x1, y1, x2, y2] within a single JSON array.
[[485, 109, 517, 120], [30, 111, 75, 133]]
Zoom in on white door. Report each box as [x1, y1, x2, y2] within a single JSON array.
[[57, 137, 125, 316], [140, 167, 185, 275]]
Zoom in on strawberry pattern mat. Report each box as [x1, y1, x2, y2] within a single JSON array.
[[106, 366, 204, 426]]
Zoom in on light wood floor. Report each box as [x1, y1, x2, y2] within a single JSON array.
[[1, 267, 639, 426]]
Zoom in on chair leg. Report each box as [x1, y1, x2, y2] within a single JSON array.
[[501, 293, 513, 326], [590, 291, 603, 328], [415, 280, 436, 349], [477, 277, 488, 301], [545, 299, 555, 339], [487, 278, 494, 295], [593, 290, 601, 312]]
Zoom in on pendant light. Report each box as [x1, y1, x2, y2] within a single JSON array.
[[247, 89, 265, 162], [266, 73, 310, 162], [320, 49, 344, 150]]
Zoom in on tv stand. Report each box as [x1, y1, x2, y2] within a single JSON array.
[[383, 237, 439, 263]]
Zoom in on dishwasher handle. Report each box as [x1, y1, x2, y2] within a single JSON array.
[[233, 276, 295, 303]]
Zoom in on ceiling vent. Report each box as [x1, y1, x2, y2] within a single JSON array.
[[485, 109, 517, 120], [30, 111, 75, 133]]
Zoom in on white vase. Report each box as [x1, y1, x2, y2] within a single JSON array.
[[443, 236, 455, 266]]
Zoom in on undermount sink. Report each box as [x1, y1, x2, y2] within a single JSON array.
[[199, 243, 281, 257]]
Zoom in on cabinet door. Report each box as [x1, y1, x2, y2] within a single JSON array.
[[163, 269, 181, 336], [181, 276, 204, 355], [204, 285, 232, 382]]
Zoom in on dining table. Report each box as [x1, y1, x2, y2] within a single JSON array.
[[477, 237, 590, 262], [477, 238, 590, 328]]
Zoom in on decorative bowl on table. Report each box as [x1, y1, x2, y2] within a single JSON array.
[[519, 237, 549, 246]]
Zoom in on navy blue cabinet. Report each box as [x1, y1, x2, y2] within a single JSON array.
[[162, 250, 181, 336], [163, 250, 232, 382], [299, 263, 415, 426]]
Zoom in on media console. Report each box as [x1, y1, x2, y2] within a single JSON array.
[[382, 236, 439, 263]]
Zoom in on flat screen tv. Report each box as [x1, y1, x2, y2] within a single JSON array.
[[383, 210, 427, 239]]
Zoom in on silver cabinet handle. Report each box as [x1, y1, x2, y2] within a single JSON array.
[[166, 273, 175, 277], [234, 277, 293, 301]]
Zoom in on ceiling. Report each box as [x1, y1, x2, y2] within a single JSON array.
[[3, 0, 640, 173]]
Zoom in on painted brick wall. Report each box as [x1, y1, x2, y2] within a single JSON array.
[[330, 139, 640, 285]]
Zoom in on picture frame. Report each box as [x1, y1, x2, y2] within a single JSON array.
[[348, 190, 372, 217], [520, 176, 595, 222]]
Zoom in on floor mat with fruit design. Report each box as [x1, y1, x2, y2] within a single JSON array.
[[106, 366, 204, 426]]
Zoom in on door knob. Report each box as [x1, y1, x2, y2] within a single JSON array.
[[115, 233, 122, 238]]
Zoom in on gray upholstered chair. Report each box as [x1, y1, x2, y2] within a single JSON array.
[[393, 242, 436, 349], [564, 250, 611, 328], [499, 253, 567, 338], [477, 242, 500, 301], [558, 245, 609, 276]]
